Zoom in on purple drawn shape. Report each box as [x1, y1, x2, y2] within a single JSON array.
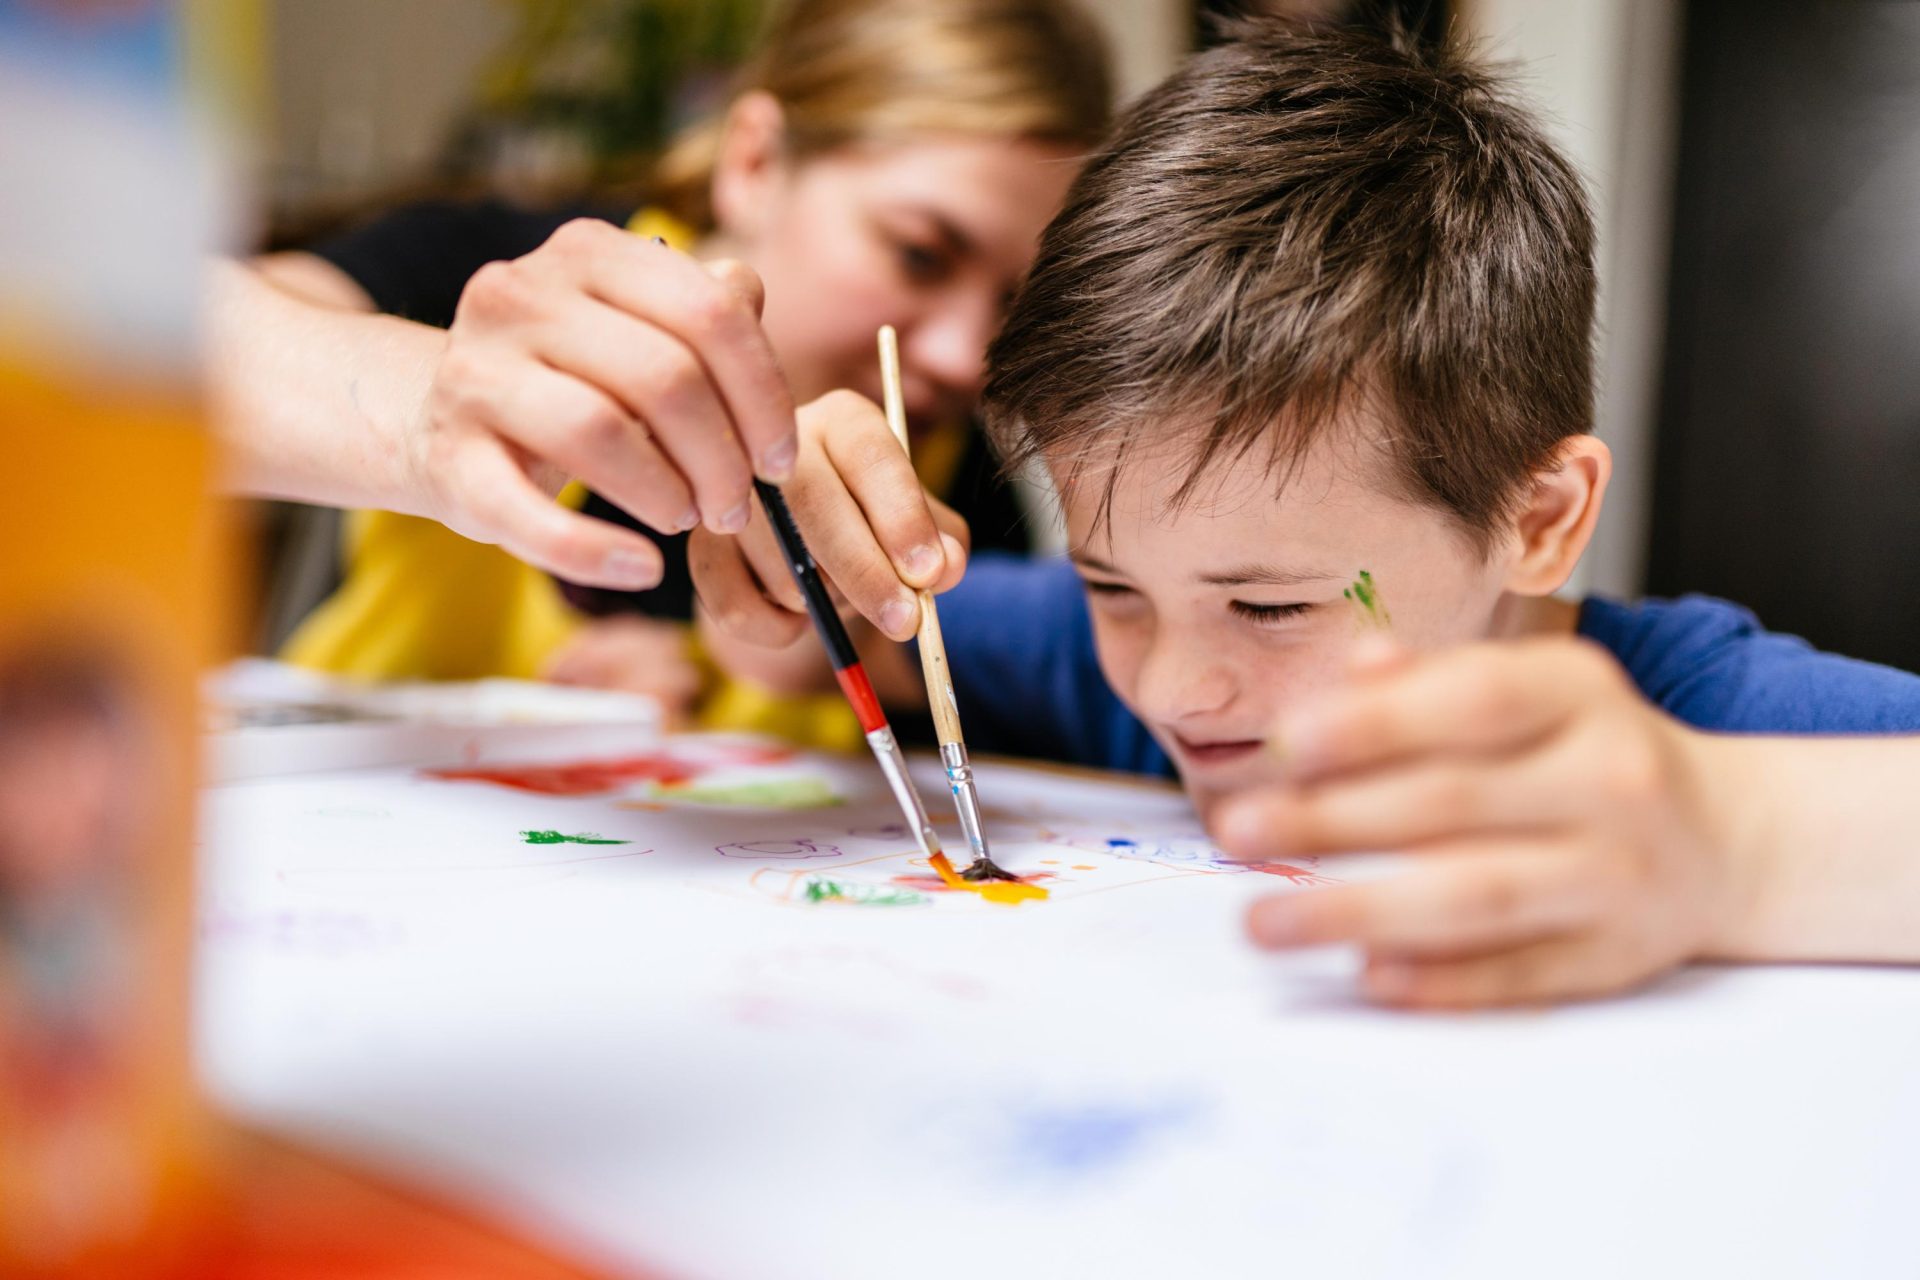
[[717, 838, 843, 860]]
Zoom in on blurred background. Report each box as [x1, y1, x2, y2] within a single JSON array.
[[244, 0, 1918, 671]]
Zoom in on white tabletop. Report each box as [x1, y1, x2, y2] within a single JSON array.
[[195, 721, 1920, 1280]]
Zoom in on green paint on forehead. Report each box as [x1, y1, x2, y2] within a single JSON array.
[[1342, 569, 1390, 626]]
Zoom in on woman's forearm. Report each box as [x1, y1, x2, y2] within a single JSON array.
[[1707, 734, 1920, 963], [203, 257, 443, 513]]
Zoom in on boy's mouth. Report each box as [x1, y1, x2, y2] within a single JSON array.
[[1168, 733, 1266, 769]]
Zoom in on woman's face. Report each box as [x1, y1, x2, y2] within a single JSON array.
[[715, 111, 1083, 433]]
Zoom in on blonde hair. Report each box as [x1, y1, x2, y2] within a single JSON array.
[[652, 0, 1114, 228]]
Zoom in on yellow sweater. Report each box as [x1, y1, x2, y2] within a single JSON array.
[[279, 208, 966, 752]]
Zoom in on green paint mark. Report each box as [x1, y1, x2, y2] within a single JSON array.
[[1343, 569, 1391, 627], [520, 829, 629, 845], [654, 776, 842, 809], [803, 877, 927, 907]]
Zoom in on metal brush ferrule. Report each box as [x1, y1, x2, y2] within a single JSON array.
[[941, 741, 993, 866], [866, 726, 941, 859]]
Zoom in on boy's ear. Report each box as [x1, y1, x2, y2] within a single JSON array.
[[710, 91, 787, 241], [1502, 435, 1612, 596]]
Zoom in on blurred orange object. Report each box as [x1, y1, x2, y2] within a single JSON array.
[[0, 368, 620, 1279], [0, 3, 626, 1273]]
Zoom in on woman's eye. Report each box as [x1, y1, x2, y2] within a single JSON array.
[[896, 241, 948, 283], [1230, 601, 1312, 624]]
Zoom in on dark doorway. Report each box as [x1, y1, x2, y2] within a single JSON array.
[[1650, 1, 1920, 671]]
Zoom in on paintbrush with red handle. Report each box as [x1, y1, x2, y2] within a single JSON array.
[[751, 478, 945, 863]]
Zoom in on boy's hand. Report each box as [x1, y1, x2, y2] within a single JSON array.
[[688, 389, 969, 647], [1215, 638, 1762, 1009]]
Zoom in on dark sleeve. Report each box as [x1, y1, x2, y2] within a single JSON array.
[[305, 198, 626, 330], [1580, 595, 1920, 734], [934, 553, 1171, 775], [943, 427, 1033, 556]]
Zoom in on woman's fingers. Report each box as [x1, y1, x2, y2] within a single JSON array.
[[543, 220, 798, 481], [731, 498, 808, 615], [523, 293, 756, 534], [444, 439, 664, 589], [480, 351, 698, 536], [688, 527, 808, 648]]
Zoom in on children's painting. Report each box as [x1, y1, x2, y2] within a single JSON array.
[[195, 732, 1920, 1280]]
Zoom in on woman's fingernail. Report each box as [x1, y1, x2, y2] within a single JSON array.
[[879, 595, 918, 638], [604, 549, 659, 588], [900, 544, 940, 580], [674, 506, 701, 533], [714, 500, 752, 533], [760, 437, 798, 482]]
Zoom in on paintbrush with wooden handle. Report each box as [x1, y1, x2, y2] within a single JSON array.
[[876, 325, 1016, 883]]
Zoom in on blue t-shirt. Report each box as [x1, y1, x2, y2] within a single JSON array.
[[938, 553, 1920, 777]]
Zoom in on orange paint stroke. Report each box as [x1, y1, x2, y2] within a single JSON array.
[[920, 851, 1050, 906]]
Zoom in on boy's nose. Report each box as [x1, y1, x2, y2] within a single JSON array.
[[1132, 639, 1236, 725]]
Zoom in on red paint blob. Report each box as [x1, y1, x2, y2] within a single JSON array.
[[1245, 862, 1324, 884], [427, 744, 794, 797]]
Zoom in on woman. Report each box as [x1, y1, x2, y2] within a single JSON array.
[[223, 0, 1112, 745]]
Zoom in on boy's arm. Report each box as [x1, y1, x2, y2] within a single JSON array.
[[1213, 637, 1920, 1008], [1704, 734, 1920, 962]]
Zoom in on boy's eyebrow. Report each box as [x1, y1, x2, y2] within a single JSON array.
[[1198, 563, 1340, 588], [1068, 550, 1124, 576]]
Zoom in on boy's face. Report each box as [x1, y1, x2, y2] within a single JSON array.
[[1057, 423, 1518, 823]]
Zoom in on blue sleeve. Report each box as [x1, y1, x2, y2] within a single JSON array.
[[1580, 595, 1920, 734], [932, 554, 1171, 775]]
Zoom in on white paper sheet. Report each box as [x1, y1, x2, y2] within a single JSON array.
[[195, 732, 1920, 1280]]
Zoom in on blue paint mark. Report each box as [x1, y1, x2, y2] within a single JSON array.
[[1106, 838, 1136, 848], [1002, 1099, 1198, 1180]]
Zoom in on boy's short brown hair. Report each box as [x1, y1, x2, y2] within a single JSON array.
[[981, 20, 1596, 547]]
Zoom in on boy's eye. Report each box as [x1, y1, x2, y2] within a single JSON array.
[[1230, 600, 1313, 624], [1081, 579, 1137, 599]]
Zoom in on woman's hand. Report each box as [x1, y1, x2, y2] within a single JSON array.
[[406, 220, 801, 590], [688, 389, 969, 648], [1214, 638, 1763, 1009]]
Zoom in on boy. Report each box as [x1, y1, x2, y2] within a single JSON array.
[[688, 21, 1920, 1009]]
